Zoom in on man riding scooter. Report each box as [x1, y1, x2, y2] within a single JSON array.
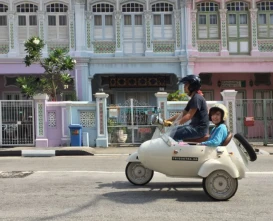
[[164, 75, 209, 141]]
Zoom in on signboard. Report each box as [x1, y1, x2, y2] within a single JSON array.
[[220, 80, 246, 88]]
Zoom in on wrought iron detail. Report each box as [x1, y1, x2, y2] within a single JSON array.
[[198, 41, 220, 52]]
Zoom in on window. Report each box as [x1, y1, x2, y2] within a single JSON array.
[[197, 2, 219, 39], [18, 16, 26, 26], [17, 4, 38, 12], [46, 3, 69, 41], [257, 1, 273, 38], [122, 3, 143, 12], [152, 3, 174, 39], [227, 1, 249, 11], [254, 90, 273, 120], [0, 4, 7, 26], [92, 3, 114, 40]]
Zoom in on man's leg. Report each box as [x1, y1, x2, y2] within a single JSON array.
[[172, 125, 202, 141]]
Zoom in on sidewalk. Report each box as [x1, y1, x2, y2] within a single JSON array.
[[0, 144, 272, 157]]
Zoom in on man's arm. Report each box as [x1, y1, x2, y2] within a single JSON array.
[[178, 108, 197, 125]]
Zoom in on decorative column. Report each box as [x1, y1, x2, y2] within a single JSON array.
[[219, 9, 229, 56], [189, 9, 198, 55], [68, 11, 75, 53], [85, 12, 93, 53], [221, 90, 238, 134], [74, 0, 86, 56], [174, 10, 181, 55], [155, 92, 168, 119], [114, 11, 123, 56], [144, 10, 153, 56], [179, 62, 187, 93], [250, 9, 259, 56], [33, 94, 49, 147], [38, 11, 47, 56], [95, 92, 109, 147], [7, 11, 16, 57], [87, 78, 93, 102]]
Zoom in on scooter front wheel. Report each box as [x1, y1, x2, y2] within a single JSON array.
[[125, 162, 154, 185], [202, 170, 238, 201]]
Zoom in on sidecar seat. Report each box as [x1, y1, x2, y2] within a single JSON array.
[[221, 132, 233, 146]]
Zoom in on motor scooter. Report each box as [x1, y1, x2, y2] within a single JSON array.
[[125, 115, 257, 201]]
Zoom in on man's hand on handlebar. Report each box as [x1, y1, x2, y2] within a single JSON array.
[[163, 120, 173, 127]]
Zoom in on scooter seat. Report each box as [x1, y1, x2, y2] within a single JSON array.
[[183, 134, 209, 143]]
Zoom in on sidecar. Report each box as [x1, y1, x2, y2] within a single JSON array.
[[125, 129, 257, 201]]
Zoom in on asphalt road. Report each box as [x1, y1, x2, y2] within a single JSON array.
[[0, 155, 272, 221]]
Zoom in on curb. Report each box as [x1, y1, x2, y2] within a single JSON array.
[[0, 150, 94, 157]]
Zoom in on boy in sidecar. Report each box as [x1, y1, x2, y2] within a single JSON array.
[[199, 103, 228, 147], [164, 75, 209, 141]]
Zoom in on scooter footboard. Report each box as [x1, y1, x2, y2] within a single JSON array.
[[126, 152, 140, 162]]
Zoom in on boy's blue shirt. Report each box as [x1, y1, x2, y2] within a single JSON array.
[[201, 124, 228, 147]]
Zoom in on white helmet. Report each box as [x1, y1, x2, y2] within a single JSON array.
[[209, 103, 228, 122]]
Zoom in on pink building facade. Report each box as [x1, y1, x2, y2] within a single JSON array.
[[187, 0, 273, 101]]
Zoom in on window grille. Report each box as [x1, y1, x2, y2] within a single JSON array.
[[227, 2, 249, 11], [92, 3, 114, 12], [122, 3, 143, 12], [17, 4, 38, 12], [0, 4, 8, 12], [46, 3, 68, 12], [152, 3, 173, 12]]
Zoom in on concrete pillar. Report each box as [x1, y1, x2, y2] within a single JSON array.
[[155, 92, 168, 119], [38, 11, 48, 57], [174, 10, 181, 55], [250, 9, 259, 56], [221, 90, 238, 134], [33, 94, 49, 147], [74, 0, 86, 55], [219, 9, 229, 56], [95, 92, 109, 147]]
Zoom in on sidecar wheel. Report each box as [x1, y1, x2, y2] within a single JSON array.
[[203, 170, 238, 201], [125, 162, 154, 186]]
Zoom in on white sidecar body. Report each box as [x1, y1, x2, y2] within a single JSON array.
[[125, 128, 257, 201]]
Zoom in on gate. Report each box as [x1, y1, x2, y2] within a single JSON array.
[[0, 100, 34, 146], [107, 99, 157, 145], [236, 99, 273, 145]]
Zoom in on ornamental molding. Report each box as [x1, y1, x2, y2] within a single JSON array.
[[74, 0, 85, 4], [174, 10, 181, 19], [144, 10, 152, 20], [191, 10, 197, 21], [85, 11, 93, 20], [114, 11, 122, 20], [189, 56, 273, 63], [249, 9, 258, 20]]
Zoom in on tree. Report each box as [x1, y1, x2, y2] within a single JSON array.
[[17, 36, 76, 101]]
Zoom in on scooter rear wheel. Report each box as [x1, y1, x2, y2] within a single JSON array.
[[203, 170, 238, 201], [125, 162, 154, 185]]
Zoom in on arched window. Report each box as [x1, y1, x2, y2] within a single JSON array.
[[227, 1, 249, 11], [122, 3, 143, 12], [16, 3, 39, 54], [152, 2, 173, 40], [92, 3, 114, 40], [226, 2, 250, 54], [122, 3, 144, 55], [197, 2, 219, 39], [257, 1, 273, 38], [0, 4, 8, 26], [46, 3, 69, 41]]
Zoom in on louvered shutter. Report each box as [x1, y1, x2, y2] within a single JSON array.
[[258, 26, 268, 38], [59, 26, 68, 40], [198, 26, 208, 38], [48, 26, 57, 40], [135, 27, 143, 39], [94, 27, 102, 39], [135, 42, 144, 53], [209, 26, 218, 38], [164, 26, 173, 39], [239, 26, 248, 37], [124, 26, 132, 39], [105, 26, 113, 39], [228, 26, 237, 37], [0, 27, 8, 40], [153, 26, 162, 38]]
